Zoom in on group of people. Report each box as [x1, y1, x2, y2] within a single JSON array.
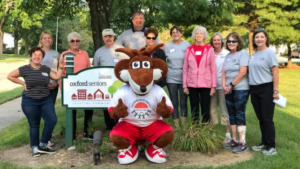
[[7, 10, 279, 158]]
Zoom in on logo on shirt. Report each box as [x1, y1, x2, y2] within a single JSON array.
[[131, 99, 151, 119], [260, 57, 265, 61]]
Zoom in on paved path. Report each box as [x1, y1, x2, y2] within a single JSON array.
[[0, 91, 61, 131]]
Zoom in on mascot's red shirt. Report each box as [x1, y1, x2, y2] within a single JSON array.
[[109, 84, 173, 127]]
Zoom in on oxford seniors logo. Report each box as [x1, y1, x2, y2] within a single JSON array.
[[131, 99, 151, 119]]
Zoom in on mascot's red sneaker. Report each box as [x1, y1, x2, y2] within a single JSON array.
[[118, 145, 138, 164], [145, 144, 166, 163]]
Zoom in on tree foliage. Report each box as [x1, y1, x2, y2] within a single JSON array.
[[233, 0, 300, 65]]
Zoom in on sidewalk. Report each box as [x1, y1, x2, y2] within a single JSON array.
[[0, 90, 61, 131]]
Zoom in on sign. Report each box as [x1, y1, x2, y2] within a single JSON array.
[[62, 66, 124, 109]]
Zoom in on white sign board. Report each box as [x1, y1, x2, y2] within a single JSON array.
[[62, 67, 124, 109]]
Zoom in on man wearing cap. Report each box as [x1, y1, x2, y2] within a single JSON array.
[[93, 28, 129, 130], [115, 11, 161, 50]]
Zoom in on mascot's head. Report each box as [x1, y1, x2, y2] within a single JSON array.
[[114, 43, 167, 95]]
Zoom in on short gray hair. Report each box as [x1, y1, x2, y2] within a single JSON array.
[[191, 25, 209, 41], [209, 32, 225, 48], [67, 32, 81, 42]]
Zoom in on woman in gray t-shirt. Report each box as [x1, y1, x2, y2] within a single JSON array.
[[38, 31, 60, 105], [222, 32, 249, 154], [163, 26, 190, 127], [249, 29, 279, 155]]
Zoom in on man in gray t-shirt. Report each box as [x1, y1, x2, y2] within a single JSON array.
[[249, 48, 278, 85], [93, 28, 129, 130], [115, 11, 161, 50], [93, 29, 129, 66], [223, 50, 249, 90]]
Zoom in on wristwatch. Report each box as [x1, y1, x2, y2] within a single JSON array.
[[273, 90, 279, 94], [230, 82, 235, 87]]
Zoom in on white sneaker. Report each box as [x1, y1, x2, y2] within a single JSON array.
[[118, 145, 139, 164], [223, 136, 231, 144], [252, 144, 267, 151], [262, 147, 277, 155], [145, 144, 166, 163]]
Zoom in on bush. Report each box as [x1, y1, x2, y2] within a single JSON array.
[[171, 119, 224, 154], [3, 47, 14, 54]]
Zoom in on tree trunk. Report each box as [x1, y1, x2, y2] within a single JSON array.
[[87, 0, 114, 52], [14, 38, 19, 55], [24, 38, 30, 56], [0, 30, 3, 57], [287, 42, 292, 68], [0, 0, 11, 57], [248, 12, 258, 56]]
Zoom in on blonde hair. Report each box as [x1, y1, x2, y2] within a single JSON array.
[[38, 31, 53, 48]]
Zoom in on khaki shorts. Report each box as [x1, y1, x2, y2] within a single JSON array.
[[210, 89, 230, 125]]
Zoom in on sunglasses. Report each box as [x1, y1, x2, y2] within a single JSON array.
[[70, 39, 80, 43], [227, 40, 237, 43], [146, 37, 157, 40]]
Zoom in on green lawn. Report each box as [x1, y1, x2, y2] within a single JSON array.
[[0, 69, 299, 169], [0, 86, 24, 104], [0, 54, 29, 63]]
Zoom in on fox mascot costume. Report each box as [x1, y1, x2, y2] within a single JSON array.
[[108, 43, 174, 164]]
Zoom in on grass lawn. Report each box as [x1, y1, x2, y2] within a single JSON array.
[[0, 69, 299, 169], [0, 86, 24, 104], [0, 54, 29, 63]]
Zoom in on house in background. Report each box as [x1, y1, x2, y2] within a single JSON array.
[[3, 32, 21, 51]]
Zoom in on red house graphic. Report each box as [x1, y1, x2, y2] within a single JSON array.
[[77, 89, 87, 100], [72, 93, 77, 100], [94, 89, 104, 100], [105, 94, 110, 99], [88, 93, 93, 100]]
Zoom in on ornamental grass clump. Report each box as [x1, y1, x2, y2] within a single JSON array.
[[171, 119, 224, 154]]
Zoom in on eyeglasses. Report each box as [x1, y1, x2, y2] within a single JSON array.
[[172, 31, 180, 35], [70, 39, 80, 43], [227, 40, 237, 43], [146, 37, 157, 40]]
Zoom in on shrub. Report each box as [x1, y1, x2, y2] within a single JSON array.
[[171, 119, 224, 154]]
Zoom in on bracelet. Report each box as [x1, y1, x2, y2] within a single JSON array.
[[59, 67, 63, 70], [230, 82, 235, 87]]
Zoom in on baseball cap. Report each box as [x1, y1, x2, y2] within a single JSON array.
[[102, 29, 116, 37]]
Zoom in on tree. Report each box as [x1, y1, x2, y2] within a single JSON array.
[[0, 0, 14, 56], [233, 0, 300, 68]]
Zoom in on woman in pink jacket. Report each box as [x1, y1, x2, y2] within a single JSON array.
[[183, 25, 217, 123]]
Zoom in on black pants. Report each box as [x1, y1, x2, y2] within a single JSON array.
[[188, 87, 211, 123], [72, 110, 93, 140], [49, 87, 58, 105], [103, 110, 118, 130], [250, 82, 276, 148]]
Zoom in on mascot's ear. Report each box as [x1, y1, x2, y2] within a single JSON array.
[[114, 59, 130, 83], [115, 48, 139, 58], [152, 58, 168, 83], [141, 43, 164, 57]]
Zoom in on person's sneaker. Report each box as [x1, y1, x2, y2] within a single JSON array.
[[224, 139, 238, 149], [32, 147, 41, 157], [48, 140, 54, 147], [83, 134, 93, 141], [37, 146, 56, 154], [118, 145, 138, 164], [223, 136, 232, 149], [233, 143, 249, 154], [262, 147, 277, 155], [145, 144, 166, 163], [252, 144, 267, 151]]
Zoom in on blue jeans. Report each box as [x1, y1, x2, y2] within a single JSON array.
[[167, 83, 187, 119], [21, 94, 57, 148]]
